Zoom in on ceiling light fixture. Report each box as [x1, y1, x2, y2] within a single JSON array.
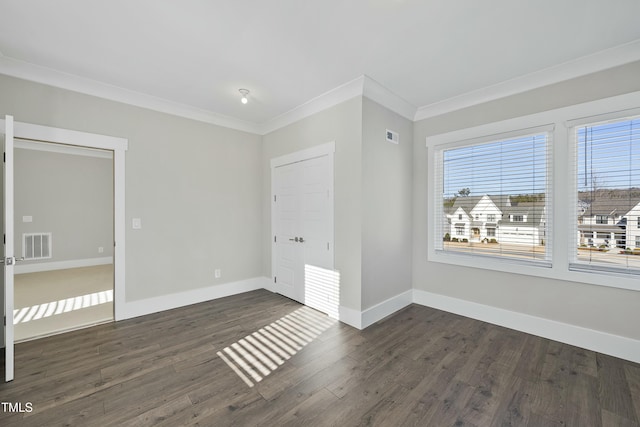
[[239, 88, 249, 104]]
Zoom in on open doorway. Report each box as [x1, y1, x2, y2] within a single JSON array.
[[13, 140, 114, 341]]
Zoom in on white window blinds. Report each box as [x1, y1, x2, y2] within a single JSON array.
[[434, 127, 552, 266], [570, 115, 640, 275]]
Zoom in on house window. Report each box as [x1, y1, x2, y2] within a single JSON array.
[[434, 127, 550, 264], [487, 214, 495, 222], [455, 226, 464, 236], [571, 115, 640, 274], [637, 236, 640, 248], [428, 93, 640, 291], [458, 214, 463, 220], [487, 228, 496, 237]]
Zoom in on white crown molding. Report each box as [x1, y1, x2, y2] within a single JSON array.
[[259, 75, 418, 135], [362, 76, 417, 121], [258, 76, 365, 135], [3, 39, 639, 136], [0, 54, 261, 134], [414, 39, 640, 122]]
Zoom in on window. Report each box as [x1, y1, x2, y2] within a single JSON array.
[[458, 214, 463, 220], [428, 91, 640, 291], [571, 115, 640, 274], [637, 237, 640, 248], [455, 226, 464, 236], [434, 128, 551, 265]]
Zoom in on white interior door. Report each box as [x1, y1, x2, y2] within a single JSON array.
[[273, 153, 335, 315], [2, 115, 15, 382], [274, 161, 304, 302]]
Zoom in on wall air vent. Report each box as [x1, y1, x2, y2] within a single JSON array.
[[386, 129, 399, 144], [23, 232, 52, 260]]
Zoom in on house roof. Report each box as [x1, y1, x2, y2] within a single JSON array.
[[579, 189, 640, 216], [501, 205, 546, 227]]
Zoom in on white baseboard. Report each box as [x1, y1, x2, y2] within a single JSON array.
[[413, 289, 640, 364], [262, 276, 277, 293], [15, 257, 113, 274], [361, 290, 413, 329], [116, 277, 266, 321], [339, 305, 362, 329], [338, 289, 413, 330]]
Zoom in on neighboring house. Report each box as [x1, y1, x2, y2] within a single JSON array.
[[499, 203, 547, 246], [623, 201, 640, 249], [577, 192, 637, 248], [444, 194, 546, 245]]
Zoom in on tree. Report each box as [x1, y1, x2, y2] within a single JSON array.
[[457, 188, 471, 197]]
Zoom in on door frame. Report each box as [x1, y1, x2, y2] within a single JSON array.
[[0, 119, 128, 321], [270, 141, 335, 299]]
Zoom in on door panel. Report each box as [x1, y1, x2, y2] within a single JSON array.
[[274, 162, 303, 302], [2, 115, 15, 382], [273, 154, 334, 315]]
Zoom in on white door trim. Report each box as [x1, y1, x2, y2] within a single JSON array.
[[270, 141, 336, 169], [0, 119, 128, 321], [271, 141, 335, 299]]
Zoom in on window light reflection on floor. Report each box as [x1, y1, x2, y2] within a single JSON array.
[[13, 290, 113, 324], [304, 264, 340, 319], [217, 306, 336, 387]]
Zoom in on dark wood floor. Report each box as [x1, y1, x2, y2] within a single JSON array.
[[1, 289, 639, 426]]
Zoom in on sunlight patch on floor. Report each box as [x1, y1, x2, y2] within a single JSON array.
[[13, 290, 113, 324], [217, 306, 336, 387]]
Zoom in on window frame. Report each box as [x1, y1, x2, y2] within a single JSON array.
[[567, 109, 640, 277], [431, 123, 554, 268], [426, 90, 640, 292]]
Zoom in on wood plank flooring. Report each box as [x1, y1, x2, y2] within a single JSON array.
[[1, 289, 639, 426]]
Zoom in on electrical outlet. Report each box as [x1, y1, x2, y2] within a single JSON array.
[[214, 269, 221, 279], [98, 247, 104, 253]]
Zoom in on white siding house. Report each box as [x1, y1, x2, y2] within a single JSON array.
[[624, 202, 640, 249]]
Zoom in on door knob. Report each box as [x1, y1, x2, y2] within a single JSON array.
[[289, 237, 299, 242], [299, 237, 304, 243]]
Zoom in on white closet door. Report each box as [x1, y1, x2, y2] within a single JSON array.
[[273, 154, 334, 314]]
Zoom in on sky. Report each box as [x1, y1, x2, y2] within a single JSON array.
[[442, 118, 640, 199]]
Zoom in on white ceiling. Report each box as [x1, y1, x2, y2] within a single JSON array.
[[1, 0, 640, 133]]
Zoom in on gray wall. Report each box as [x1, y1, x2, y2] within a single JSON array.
[[262, 97, 363, 311], [413, 60, 640, 341], [361, 98, 413, 308], [0, 74, 263, 302], [262, 96, 414, 312], [14, 148, 113, 264]]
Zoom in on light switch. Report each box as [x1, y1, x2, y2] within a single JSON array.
[[132, 218, 142, 229], [23, 215, 33, 223]]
